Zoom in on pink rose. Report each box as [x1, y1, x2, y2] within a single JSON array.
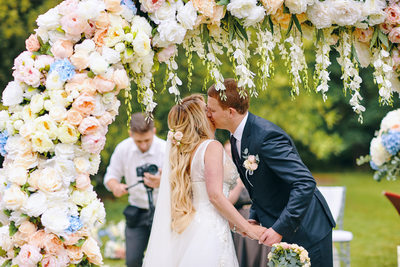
[[42, 252, 69, 267], [113, 69, 130, 90], [385, 5, 400, 25], [95, 12, 110, 30], [85, 20, 96, 39], [381, 22, 394, 34], [250, 163, 258, 171], [98, 112, 114, 126], [51, 40, 74, 59], [14, 244, 42, 266], [58, 0, 79, 15], [93, 76, 115, 93], [105, 0, 123, 13], [75, 173, 92, 190], [60, 12, 89, 37], [14, 65, 42, 87], [167, 131, 174, 141], [389, 27, 400, 43], [81, 133, 106, 154], [94, 29, 107, 47], [69, 72, 88, 84], [174, 131, 183, 141], [18, 221, 37, 238], [354, 27, 374, 43], [25, 34, 40, 52], [141, 0, 165, 12], [72, 93, 96, 115], [14, 51, 34, 69], [157, 45, 177, 63], [78, 116, 101, 135], [67, 109, 83, 125], [247, 155, 256, 163]]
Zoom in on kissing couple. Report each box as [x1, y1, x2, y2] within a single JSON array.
[[143, 78, 335, 267]]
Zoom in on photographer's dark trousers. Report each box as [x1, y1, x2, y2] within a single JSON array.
[[125, 224, 151, 267]]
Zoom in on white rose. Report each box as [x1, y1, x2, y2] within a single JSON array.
[[21, 191, 48, 217], [89, 52, 109, 75], [21, 105, 38, 123], [41, 207, 70, 235], [102, 47, 121, 65], [49, 105, 67, 122], [55, 157, 77, 186], [3, 185, 28, 210], [45, 71, 65, 91], [157, 20, 186, 46], [38, 167, 62, 193], [243, 5, 266, 26], [36, 7, 60, 30], [114, 42, 126, 53], [55, 143, 76, 160], [74, 156, 91, 173], [149, 1, 177, 24], [2, 81, 24, 106], [227, 0, 258, 20], [80, 199, 105, 226], [370, 136, 391, 166], [285, 0, 314, 14], [132, 31, 152, 57], [13, 120, 23, 131], [49, 90, 70, 108], [0, 226, 13, 251], [330, 0, 364, 26], [131, 16, 152, 36], [306, 1, 332, 29], [5, 135, 32, 159], [30, 94, 44, 114], [113, 69, 130, 89], [71, 190, 97, 206], [77, 0, 106, 20], [380, 109, 400, 131], [8, 166, 27, 185], [13, 151, 38, 169], [34, 115, 58, 139], [74, 39, 96, 54], [177, 1, 197, 30], [19, 121, 34, 138], [58, 122, 80, 144]]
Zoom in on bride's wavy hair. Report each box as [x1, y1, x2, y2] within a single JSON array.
[[168, 94, 213, 233]]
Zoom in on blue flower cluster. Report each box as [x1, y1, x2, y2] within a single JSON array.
[[0, 131, 8, 157], [381, 130, 400, 156], [50, 59, 76, 82], [66, 215, 83, 234], [121, 0, 137, 13], [370, 160, 380, 171]]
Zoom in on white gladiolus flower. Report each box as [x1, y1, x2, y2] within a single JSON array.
[[2, 81, 24, 106]]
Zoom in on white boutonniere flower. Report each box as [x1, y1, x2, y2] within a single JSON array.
[[242, 148, 259, 187]]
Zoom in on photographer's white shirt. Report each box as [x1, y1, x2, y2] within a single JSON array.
[[104, 136, 166, 209]]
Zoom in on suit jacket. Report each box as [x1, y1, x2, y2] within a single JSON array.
[[232, 112, 335, 248]]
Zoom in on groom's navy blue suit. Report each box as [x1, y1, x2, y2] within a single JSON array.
[[231, 113, 335, 267]]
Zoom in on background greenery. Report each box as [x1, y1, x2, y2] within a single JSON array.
[[1, 1, 399, 266]]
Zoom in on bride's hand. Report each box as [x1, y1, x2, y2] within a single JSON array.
[[244, 224, 266, 240]]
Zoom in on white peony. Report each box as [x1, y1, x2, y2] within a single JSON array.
[[0, 226, 13, 251], [132, 31, 152, 57], [77, 0, 106, 20], [157, 20, 186, 46], [370, 136, 391, 166], [74, 39, 96, 54], [4, 135, 32, 160], [89, 52, 109, 75], [380, 109, 400, 132], [306, 1, 333, 29], [71, 189, 97, 206], [38, 167, 63, 193], [55, 157, 78, 186], [285, 0, 314, 14], [3, 185, 28, 210], [30, 94, 45, 114], [57, 122, 80, 144], [227, 0, 266, 26], [102, 47, 121, 65], [177, 1, 197, 30], [2, 81, 24, 106], [80, 199, 106, 226], [149, 1, 177, 24], [243, 5, 266, 26], [49, 90, 70, 108], [362, 0, 387, 26], [34, 115, 58, 139], [8, 166, 28, 186], [45, 71, 65, 91], [49, 105, 68, 122], [36, 7, 60, 30], [74, 156, 91, 173], [55, 143, 76, 160], [22, 191, 48, 217], [41, 207, 70, 235], [330, 0, 364, 26], [131, 16, 153, 36]]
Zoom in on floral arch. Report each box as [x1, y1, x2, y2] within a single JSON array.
[[0, 0, 399, 265]]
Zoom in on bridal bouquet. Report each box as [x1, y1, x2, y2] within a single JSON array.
[[358, 109, 400, 181], [267, 242, 310, 267]]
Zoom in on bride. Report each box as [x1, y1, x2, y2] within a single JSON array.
[[143, 94, 265, 267]]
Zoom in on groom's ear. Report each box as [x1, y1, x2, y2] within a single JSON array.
[[228, 107, 237, 116]]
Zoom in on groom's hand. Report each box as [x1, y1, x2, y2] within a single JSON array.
[[259, 228, 282, 246], [248, 219, 259, 225]]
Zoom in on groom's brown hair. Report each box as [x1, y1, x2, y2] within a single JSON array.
[[207, 78, 249, 114]]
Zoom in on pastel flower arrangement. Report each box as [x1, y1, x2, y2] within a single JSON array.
[[168, 129, 183, 146], [357, 108, 400, 181], [97, 220, 126, 259], [267, 242, 311, 267]]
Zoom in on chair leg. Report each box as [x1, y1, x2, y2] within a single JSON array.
[[338, 241, 351, 267]]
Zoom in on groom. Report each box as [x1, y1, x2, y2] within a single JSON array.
[[207, 79, 336, 267]]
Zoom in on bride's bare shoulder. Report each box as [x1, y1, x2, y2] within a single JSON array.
[[205, 140, 223, 158]]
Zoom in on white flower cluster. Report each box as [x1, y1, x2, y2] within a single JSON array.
[[314, 30, 332, 101], [372, 48, 394, 104]]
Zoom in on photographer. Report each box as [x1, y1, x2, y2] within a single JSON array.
[[104, 113, 166, 267]]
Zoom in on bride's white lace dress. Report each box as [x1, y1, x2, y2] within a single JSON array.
[[143, 139, 239, 267]]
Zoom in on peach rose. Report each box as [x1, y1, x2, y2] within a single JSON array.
[[63, 233, 83, 246], [51, 40, 74, 59], [354, 27, 374, 43], [70, 52, 90, 70], [60, 12, 89, 37], [44, 233, 64, 254], [93, 76, 115, 93], [94, 28, 108, 47], [389, 27, 400, 43], [18, 221, 37, 238], [98, 112, 114, 126], [260, 0, 284, 15], [85, 20, 96, 39], [76, 173, 92, 190], [271, 6, 292, 29], [95, 12, 110, 29], [25, 34, 40, 52], [27, 169, 41, 190], [29, 230, 47, 248], [113, 69, 130, 90], [14, 151, 38, 169], [72, 93, 96, 115], [105, 0, 122, 13], [67, 109, 83, 126], [67, 245, 84, 263], [82, 237, 103, 265], [78, 116, 101, 135], [385, 5, 400, 25]]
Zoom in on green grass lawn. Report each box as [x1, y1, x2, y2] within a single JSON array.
[[100, 171, 400, 266]]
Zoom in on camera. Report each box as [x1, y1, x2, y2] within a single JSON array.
[[136, 163, 158, 177]]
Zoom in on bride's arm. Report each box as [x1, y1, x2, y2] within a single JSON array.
[[204, 140, 264, 239]]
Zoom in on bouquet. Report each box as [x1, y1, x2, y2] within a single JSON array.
[[267, 242, 310, 267], [358, 109, 400, 181]]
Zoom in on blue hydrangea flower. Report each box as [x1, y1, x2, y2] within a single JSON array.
[[0, 131, 9, 157], [370, 160, 380, 171], [381, 131, 400, 156], [66, 215, 83, 234], [50, 59, 76, 82], [121, 0, 137, 13]]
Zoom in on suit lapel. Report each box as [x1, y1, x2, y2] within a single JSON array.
[[240, 112, 254, 159]]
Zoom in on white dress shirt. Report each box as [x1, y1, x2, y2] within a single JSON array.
[[104, 136, 166, 209], [231, 112, 249, 157]]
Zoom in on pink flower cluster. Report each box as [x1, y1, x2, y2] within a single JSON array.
[[382, 4, 400, 71]]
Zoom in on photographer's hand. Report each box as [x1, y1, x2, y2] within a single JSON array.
[[107, 179, 128, 197], [143, 169, 162, 188]]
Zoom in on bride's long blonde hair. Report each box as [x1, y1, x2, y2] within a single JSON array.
[[168, 94, 213, 233]]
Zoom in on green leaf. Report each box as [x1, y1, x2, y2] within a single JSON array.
[[268, 16, 274, 35], [216, 0, 229, 5], [378, 29, 389, 48], [9, 221, 18, 236], [370, 26, 378, 49], [292, 15, 302, 35], [75, 238, 86, 247], [3, 209, 11, 217], [87, 71, 95, 78], [0, 259, 11, 267], [234, 19, 248, 41], [286, 16, 294, 37]]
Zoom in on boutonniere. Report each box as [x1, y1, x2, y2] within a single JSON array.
[[242, 148, 259, 187]]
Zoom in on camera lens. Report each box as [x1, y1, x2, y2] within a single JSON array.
[[148, 164, 158, 174]]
